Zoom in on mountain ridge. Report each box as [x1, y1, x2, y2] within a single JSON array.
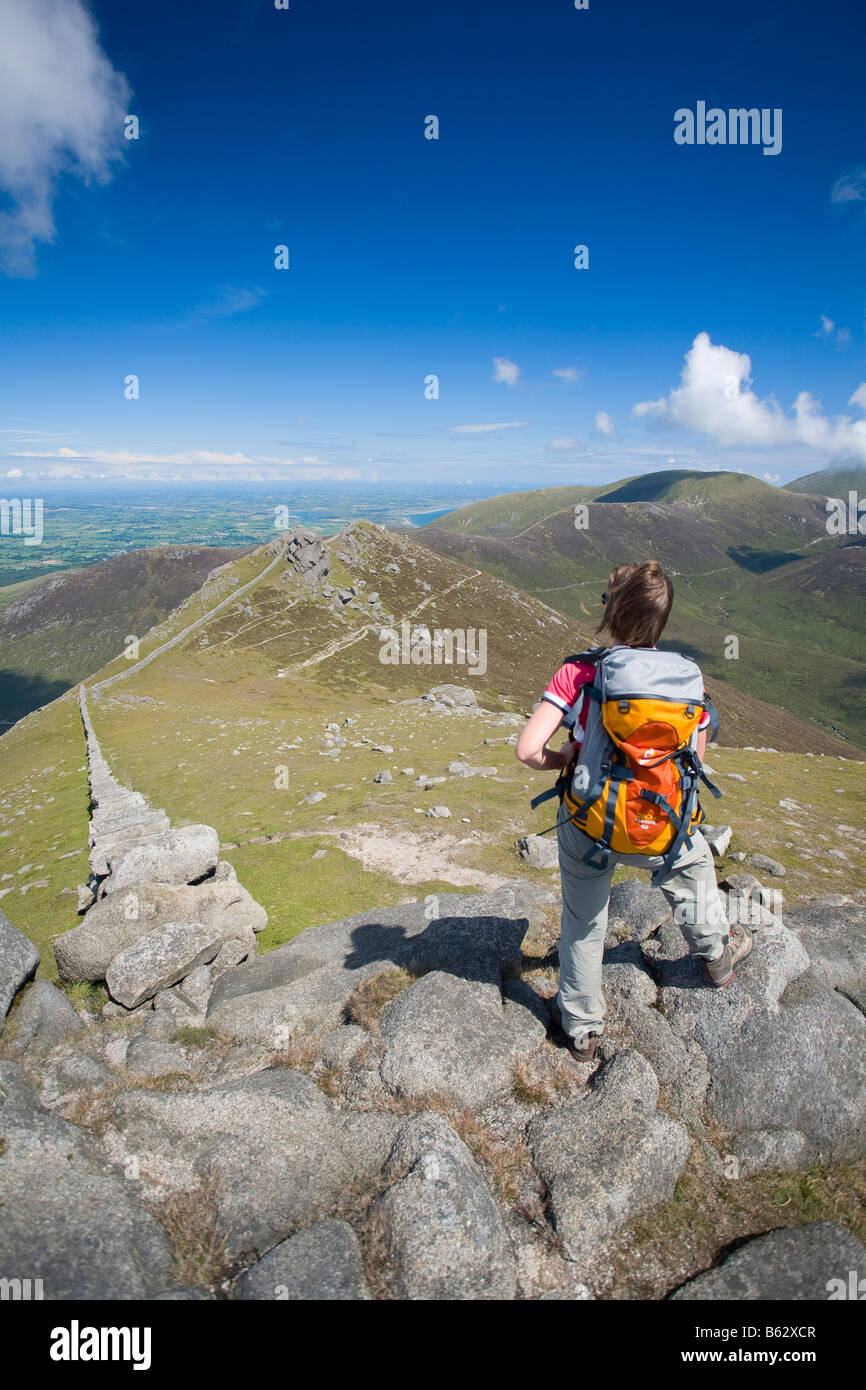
[[413, 471, 866, 748], [0, 543, 252, 727]]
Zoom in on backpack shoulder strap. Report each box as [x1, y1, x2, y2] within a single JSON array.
[[565, 647, 609, 702], [558, 648, 607, 723], [703, 690, 720, 741]]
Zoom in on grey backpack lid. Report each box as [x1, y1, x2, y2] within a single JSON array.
[[599, 645, 705, 704]]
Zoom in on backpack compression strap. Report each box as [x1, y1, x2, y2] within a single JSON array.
[[639, 748, 722, 886]]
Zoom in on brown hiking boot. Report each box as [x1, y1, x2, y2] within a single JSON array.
[[548, 996, 599, 1062], [704, 922, 753, 988]]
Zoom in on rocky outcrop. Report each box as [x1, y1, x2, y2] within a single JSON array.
[[379, 971, 546, 1108], [607, 877, 671, 942], [101, 1068, 398, 1261], [787, 899, 866, 1014], [671, 1222, 866, 1301], [105, 922, 223, 1009], [99, 825, 219, 898], [646, 914, 866, 1165], [205, 881, 553, 1044], [372, 1113, 517, 1300], [3, 980, 85, 1054], [529, 1051, 690, 1274], [283, 526, 330, 583], [516, 833, 559, 869], [55, 866, 264, 982], [0, 1061, 174, 1299], [420, 684, 480, 714], [234, 1219, 371, 1301]]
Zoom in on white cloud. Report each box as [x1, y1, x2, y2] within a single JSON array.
[[186, 284, 267, 323], [493, 357, 520, 386], [632, 332, 866, 461], [831, 168, 866, 204], [275, 465, 360, 479], [547, 436, 577, 452], [447, 421, 532, 435], [12, 447, 257, 467], [5, 467, 23, 478], [8, 446, 359, 478], [0, 0, 130, 276], [553, 366, 583, 382], [763, 472, 781, 483], [594, 411, 615, 436], [815, 315, 851, 348]]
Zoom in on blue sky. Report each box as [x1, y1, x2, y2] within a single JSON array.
[[1, 0, 865, 491]]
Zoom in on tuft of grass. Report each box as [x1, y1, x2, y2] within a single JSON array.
[[62, 981, 109, 1013], [355, 1199, 398, 1300], [511, 1050, 580, 1109], [343, 967, 416, 1032], [316, 1061, 343, 1098], [126, 1071, 197, 1092], [518, 900, 562, 961], [267, 1032, 324, 1074], [146, 1166, 228, 1288], [171, 1025, 219, 1047], [511, 1065, 552, 1108], [59, 1084, 122, 1134], [447, 1106, 546, 1224]]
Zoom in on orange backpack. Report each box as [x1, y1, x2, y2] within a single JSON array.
[[532, 645, 721, 885]]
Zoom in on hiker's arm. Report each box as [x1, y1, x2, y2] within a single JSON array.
[[697, 727, 708, 761], [515, 700, 573, 771]]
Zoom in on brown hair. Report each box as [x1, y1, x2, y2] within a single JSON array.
[[597, 561, 673, 648]]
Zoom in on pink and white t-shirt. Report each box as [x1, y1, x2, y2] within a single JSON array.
[[541, 656, 711, 746]]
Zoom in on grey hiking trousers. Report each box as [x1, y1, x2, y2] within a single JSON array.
[[555, 806, 729, 1045]]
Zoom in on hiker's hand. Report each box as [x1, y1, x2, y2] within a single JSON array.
[[558, 739, 578, 764]]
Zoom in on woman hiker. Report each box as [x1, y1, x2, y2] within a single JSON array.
[[516, 560, 753, 1063]]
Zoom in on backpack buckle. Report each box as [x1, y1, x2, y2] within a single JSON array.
[[618, 699, 630, 713]]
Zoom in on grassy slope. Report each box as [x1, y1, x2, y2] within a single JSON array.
[[785, 464, 866, 497], [0, 692, 92, 973], [427, 481, 629, 536], [1, 524, 864, 984]]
